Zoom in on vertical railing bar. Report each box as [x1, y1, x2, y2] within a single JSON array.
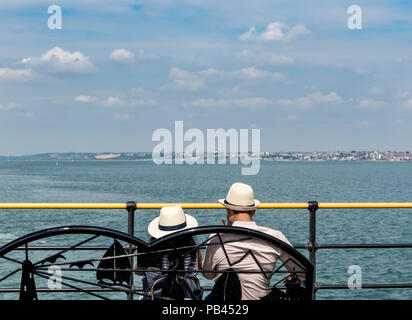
[[308, 201, 319, 300], [126, 201, 137, 300]]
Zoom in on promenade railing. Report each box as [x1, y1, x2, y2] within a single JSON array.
[[1, 202, 412, 299]]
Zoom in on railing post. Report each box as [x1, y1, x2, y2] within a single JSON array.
[[126, 201, 137, 300], [307, 200, 318, 300]]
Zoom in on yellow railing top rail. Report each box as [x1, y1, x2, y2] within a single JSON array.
[[0, 202, 412, 210]]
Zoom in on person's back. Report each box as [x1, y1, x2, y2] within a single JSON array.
[[135, 205, 203, 300], [142, 236, 202, 300], [202, 183, 303, 300], [203, 221, 298, 299]]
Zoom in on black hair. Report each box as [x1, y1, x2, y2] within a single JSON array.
[[139, 235, 197, 268]]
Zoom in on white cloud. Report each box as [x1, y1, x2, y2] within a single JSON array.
[[199, 68, 218, 76], [174, 79, 203, 90], [393, 119, 405, 125], [131, 99, 157, 107], [266, 54, 294, 65], [272, 72, 285, 81], [357, 98, 384, 108], [239, 22, 310, 42], [259, 22, 286, 41], [238, 49, 251, 60], [277, 99, 294, 106], [236, 66, 269, 79], [168, 65, 282, 91], [369, 87, 381, 94], [278, 92, 343, 108], [0, 102, 17, 110], [168, 66, 282, 90], [103, 96, 127, 107], [237, 50, 294, 66], [109, 49, 135, 64], [304, 85, 317, 90], [169, 67, 203, 91], [354, 121, 375, 127], [233, 66, 285, 81], [397, 91, 410, 98], [99, 96, 157, 108], [224, 97, 268, 108], [310, 92, 343, 104], [169, 67, 194, 80], [131, 87, 144, 93], [191, 97, 268, 108], [354, 68, 369, 75], [191, 98, 217, 108], [238, 26, 256, 41], [285, 24, 311, 40], [0, 68, 36, 81], [218, 86, 241, 96], [297, 92, 342, 107], [403, 98, 412, 110], [74, 95, 97, 103], [21, 47, 96, 73]]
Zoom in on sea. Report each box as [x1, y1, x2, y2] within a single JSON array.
[[0, 160, 411, 300]]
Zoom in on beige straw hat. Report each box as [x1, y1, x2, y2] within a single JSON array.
[[218, 182, 260, 211], [148, 205, 198, 239]]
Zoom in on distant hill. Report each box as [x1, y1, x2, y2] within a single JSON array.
[[0, 152, 152, 161], [1, 151, 411, 161]]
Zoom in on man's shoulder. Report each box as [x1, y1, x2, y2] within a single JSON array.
[[244, 224, 291, 246], [254, 225, 287, 240], [232, 221, 288, 242]]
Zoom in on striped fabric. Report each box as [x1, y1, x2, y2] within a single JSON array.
[[141, 250, 199, 299]]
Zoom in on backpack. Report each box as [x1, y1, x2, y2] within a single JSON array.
[[143, 249, 203, 300], [149, 272, 203, 300], [261, 273, 307, 301], [209, 268, 242, 301]]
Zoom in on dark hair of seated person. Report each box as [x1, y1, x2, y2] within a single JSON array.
[[138, 235, 197, 269]]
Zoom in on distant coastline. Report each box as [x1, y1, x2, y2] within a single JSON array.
[[1, 151, 412, 162]]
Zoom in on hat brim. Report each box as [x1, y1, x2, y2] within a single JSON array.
[[218, 199, 260, 211], [147, 214, 198, 239]]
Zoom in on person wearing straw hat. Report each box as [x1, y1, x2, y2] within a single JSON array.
[[202, 182, 303, 300], [135, 205, 203, 300], [147, 205, 198, 239], [217, 182, 260, 225]]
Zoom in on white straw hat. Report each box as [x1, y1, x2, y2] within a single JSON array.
[[148, 205, 198, 239], [218, 182, 260, 211]]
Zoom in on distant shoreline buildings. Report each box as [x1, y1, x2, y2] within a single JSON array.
[[261, 151, 412, 161], [1, 151, 412, 161]]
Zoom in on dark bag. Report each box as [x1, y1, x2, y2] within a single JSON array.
[[149, 272, 203, 300], [261, 273, 307, 301], [209, 268, 242, 301]]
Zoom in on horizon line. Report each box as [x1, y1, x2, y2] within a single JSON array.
[[1, 150, 412, 157]]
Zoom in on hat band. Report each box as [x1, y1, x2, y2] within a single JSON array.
[[158, 221, 187, 231], [224, 199, 255, 207]]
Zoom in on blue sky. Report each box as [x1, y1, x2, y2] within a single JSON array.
[[1, 0, 412, 154]]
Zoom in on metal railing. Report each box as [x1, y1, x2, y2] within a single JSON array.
[[1, 202, 412, 300]]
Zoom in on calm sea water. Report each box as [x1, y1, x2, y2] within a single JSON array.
[[0, 160, 411, 300]]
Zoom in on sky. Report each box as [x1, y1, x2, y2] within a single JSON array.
[[1, 0, 412, 155]]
